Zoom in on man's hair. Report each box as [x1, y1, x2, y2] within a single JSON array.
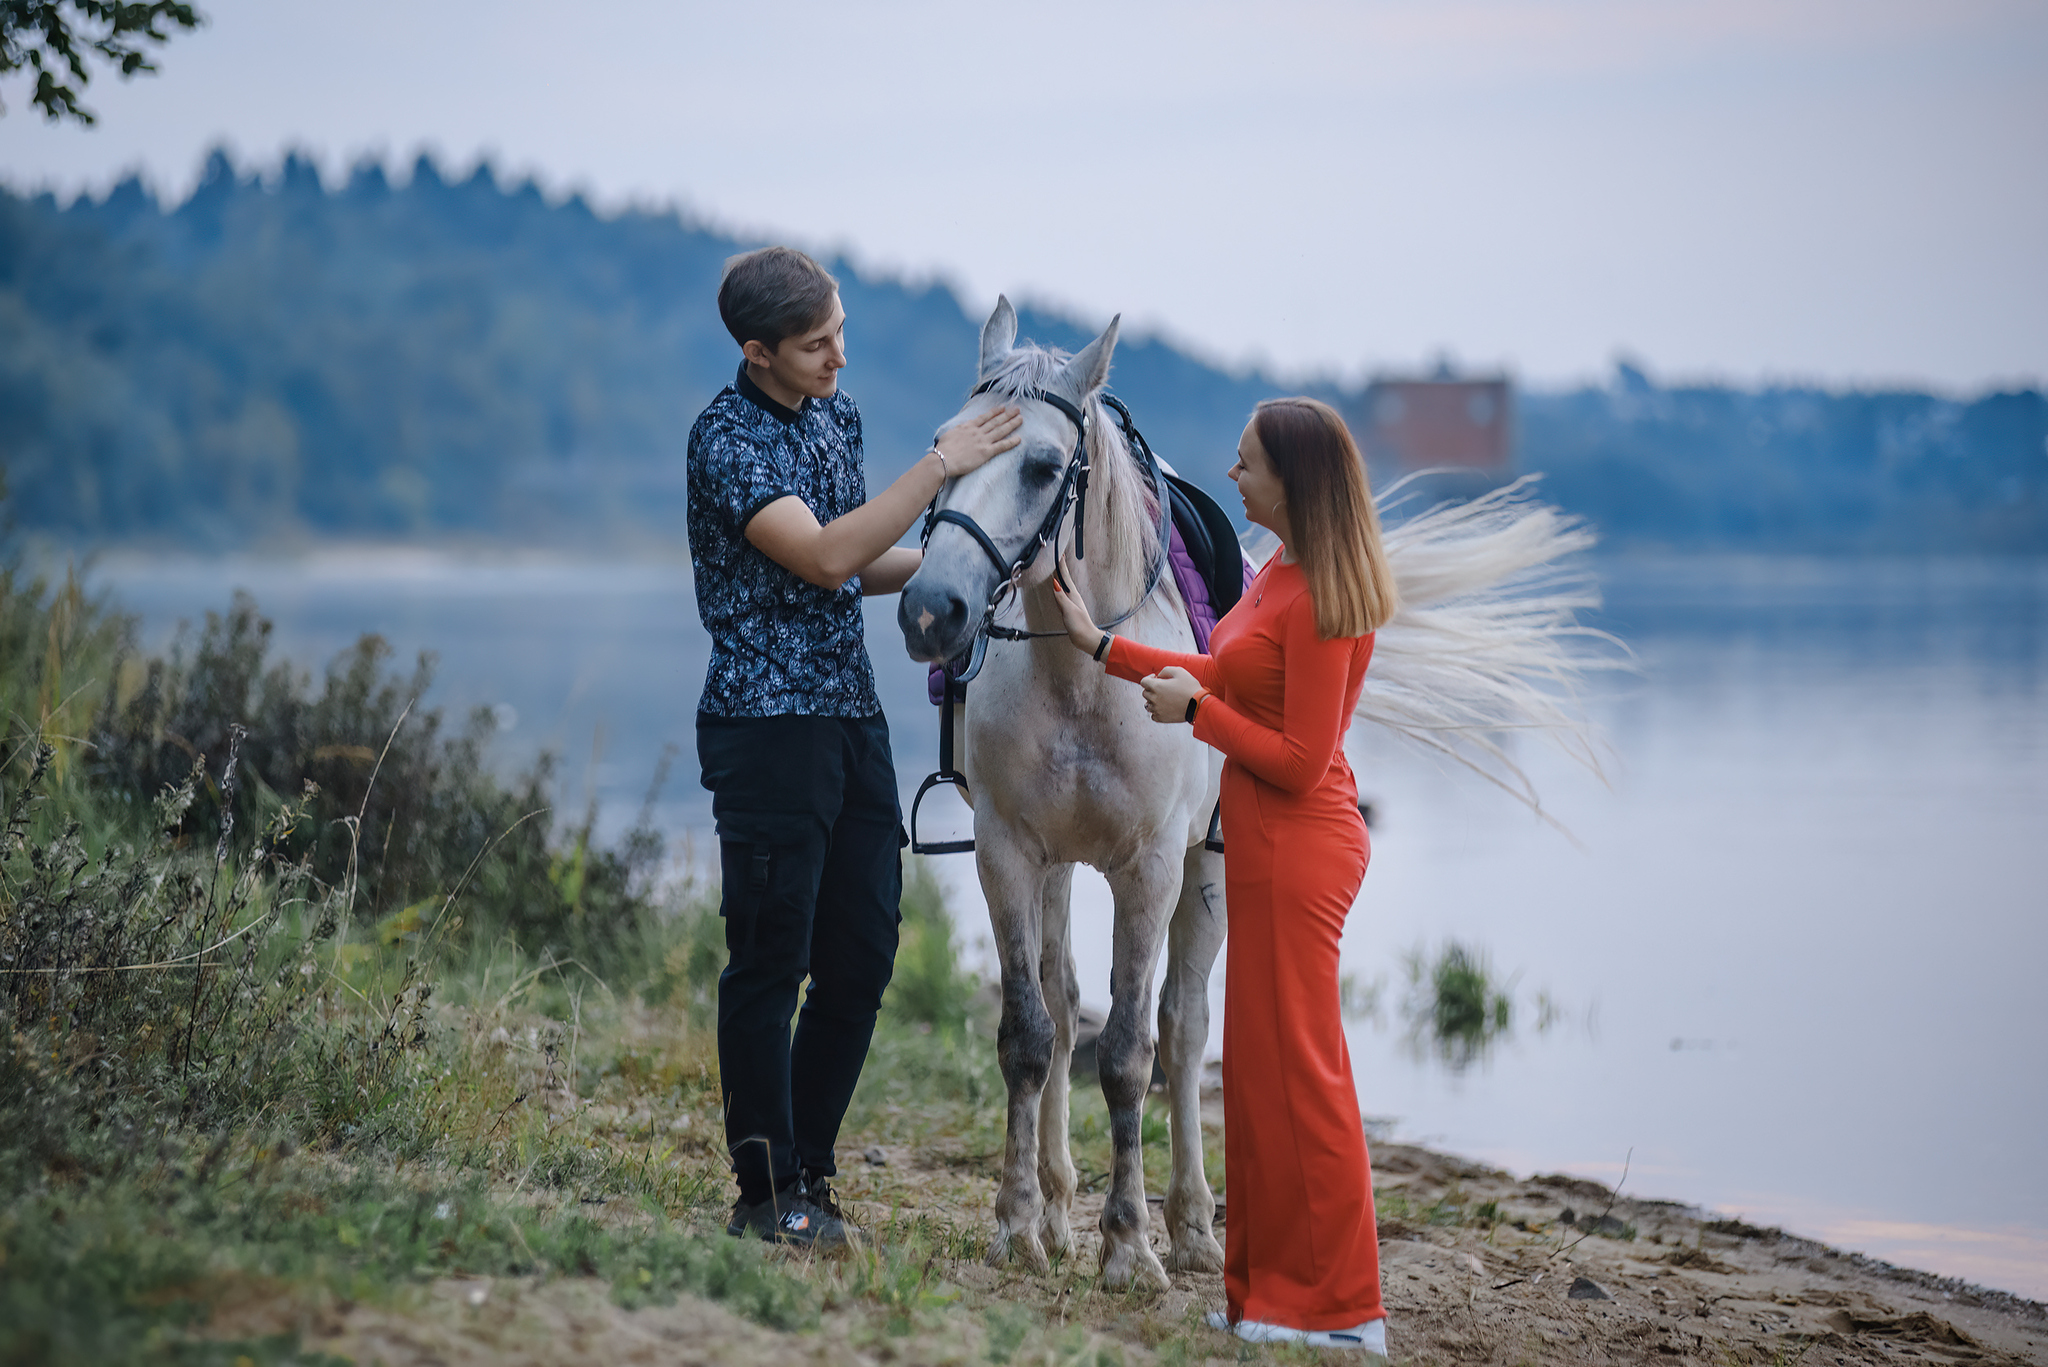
[[718, 247, 840, 352]]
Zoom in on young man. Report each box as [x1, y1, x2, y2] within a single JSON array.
[[686, 247, 1019, 1247]]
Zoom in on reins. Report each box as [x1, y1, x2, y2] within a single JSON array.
[[918, 388, 1173, 685], [909, 388, 1176, 856]]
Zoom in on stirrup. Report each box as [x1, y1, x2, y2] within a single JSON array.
[[913, 657, 976, 855], [909, 770, 974, 855]]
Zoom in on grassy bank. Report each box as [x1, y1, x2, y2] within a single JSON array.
[[2, 564, 1175, 1366]]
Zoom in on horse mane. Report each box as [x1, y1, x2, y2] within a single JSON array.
[[977, 344, 1174, 622]]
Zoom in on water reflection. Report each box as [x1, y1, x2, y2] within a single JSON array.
[[1341, 940, 1572, 1073]]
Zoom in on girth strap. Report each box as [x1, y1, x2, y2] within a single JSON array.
[[939, 667, 958, 775]]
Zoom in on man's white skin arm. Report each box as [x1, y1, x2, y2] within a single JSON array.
[[738, 290, 1021, 593], [746, 408, 1020, 593], [851, 545, 927, 597]]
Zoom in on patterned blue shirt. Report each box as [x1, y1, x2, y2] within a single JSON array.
[[687, 365, 883, 718]]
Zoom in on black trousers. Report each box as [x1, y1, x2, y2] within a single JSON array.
[[698, 712, 902, 1206]]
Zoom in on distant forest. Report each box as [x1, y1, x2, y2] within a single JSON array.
[[3, 151, 2042, 554]]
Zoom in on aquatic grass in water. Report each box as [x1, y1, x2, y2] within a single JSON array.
[[1400, 940, 1517, 1070], [1427, 942, 1513, 1038]]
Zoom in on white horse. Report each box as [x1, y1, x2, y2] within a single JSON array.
[[899, 298, 1221, 1290], [899, 299, 1619, 1292]]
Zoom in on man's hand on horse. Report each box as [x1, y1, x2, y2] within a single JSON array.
[[934, 404, 1025, 477], [1139, 666, 1202, 723]]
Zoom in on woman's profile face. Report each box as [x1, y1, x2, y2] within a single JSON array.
[[1228, 419, 1289, 539]]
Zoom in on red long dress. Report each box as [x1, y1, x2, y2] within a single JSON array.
[[1106, 553, 1384, 1331]]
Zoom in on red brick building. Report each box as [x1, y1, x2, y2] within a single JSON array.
[[1351, 370, 1514, 476]]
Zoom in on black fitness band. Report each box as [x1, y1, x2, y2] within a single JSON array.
[[1184, 692, 1204, 724], [1093, 632, 1114, 662]]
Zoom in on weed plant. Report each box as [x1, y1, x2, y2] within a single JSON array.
[[885, 857, 979, 1033], [79, 589, 662, 967], [1, 563, 1018, 1363], [2, 1153, 817, 1363], [0, 735, 354, 1173]]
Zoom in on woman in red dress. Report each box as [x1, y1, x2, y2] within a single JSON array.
[[1053, 397, 1399, 1353]]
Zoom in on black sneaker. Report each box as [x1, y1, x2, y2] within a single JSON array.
[[726, 1182, 853, 1250], [801, 1174, 847, 1222]]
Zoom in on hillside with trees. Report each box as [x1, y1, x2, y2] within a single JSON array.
[[2, 150, 2042, 554]]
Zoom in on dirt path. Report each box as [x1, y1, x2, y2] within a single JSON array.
[[833, 1132, 2048, 1366], [245, 1116, 2047, 1365]]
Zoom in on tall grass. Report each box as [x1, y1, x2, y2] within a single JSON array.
[[1, 568, 671, 1171], [0, 557, 1000, 1363]]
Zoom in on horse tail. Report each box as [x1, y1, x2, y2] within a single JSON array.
[[1346, 473, 1631, 826]]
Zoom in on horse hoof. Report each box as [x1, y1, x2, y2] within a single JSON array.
[[1100, 1239, 1171, 1293], [1166, 1233, 1226, 1274], [1037, 1208, 1074, 1259], [990, 1225, 1052, 1275]]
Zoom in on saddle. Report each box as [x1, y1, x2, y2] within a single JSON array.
[[1163, 473, 1253, 651]]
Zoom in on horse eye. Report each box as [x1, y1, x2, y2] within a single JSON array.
[[1019, 456, 1063, 489]]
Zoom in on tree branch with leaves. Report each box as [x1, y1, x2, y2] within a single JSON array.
[[1, 1, 202, 125]]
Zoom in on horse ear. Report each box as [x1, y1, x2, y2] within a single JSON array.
[[979, 295, 1018, 379], [1059, 315, 1120, 398]]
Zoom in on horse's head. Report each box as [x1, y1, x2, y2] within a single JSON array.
[[899, 296, 1120, 665]]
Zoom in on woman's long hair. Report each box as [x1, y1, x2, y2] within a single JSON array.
[[1253, 397, 1399, 639]]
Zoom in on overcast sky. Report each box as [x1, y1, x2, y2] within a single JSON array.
[[2, 0, 2042, 391]]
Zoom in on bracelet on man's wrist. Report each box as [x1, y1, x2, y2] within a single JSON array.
[[1092, 632, 1114, 662]]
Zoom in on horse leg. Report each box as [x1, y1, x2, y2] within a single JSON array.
[[1158, 843, 1227, 1273], [1095, 848, 1180, 1292], [982, 835, 1056, 1273], [1033, 863, 1080, 1260]]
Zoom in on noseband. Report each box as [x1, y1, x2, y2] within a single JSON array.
[[919, 385, 1171, 685]]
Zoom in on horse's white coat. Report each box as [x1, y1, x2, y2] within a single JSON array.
[[900, 298, 1226, 1288]]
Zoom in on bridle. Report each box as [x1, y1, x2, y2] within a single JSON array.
[[918, 384, 1173, 686], [908, 386, 1177, 857]]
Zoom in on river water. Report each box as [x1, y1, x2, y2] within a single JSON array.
[[82, 550, 2048, 1299]]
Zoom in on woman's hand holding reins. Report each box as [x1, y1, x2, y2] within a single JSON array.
[[1051, 556, 1107, 656], [931, 405, 1023, 481], [1139, 666, 1204, 725], [1055, 553, 1205, 722]]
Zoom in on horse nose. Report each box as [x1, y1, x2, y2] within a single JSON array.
[[899, 584, 973, 661]]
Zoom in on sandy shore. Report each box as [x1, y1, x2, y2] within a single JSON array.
[[843, 1133, 2048, 1365], [244, 1124, 2047, 1366]]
